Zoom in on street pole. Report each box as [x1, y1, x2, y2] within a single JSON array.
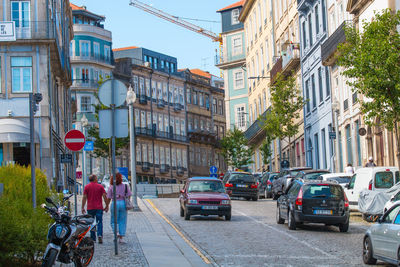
[[334, 110, 340, 172], [127, 86, 138, 209], [73, 152, 78, 216], [111, 80, 118, 255], [29, 93, 36, 208]]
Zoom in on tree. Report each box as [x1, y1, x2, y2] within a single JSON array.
[[220, 128, 253, 169], [338, 9, 400, 167], [261, 72, 304, 164], [260, 134, 273, 166]]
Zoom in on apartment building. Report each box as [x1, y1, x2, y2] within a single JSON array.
[[216, 1, 249, 132], [0, 0, 73, 186], [69, 4, 114, 178], [240, 0, 277, 172]]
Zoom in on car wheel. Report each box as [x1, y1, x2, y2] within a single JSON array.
[[363, 236, 377, 264], [180, 206, 184, 217], [288, 209, 296, 230], [339, 219, 349, 232], [276, 206, 284, 224], [225, 213, 231, 221], [264, 189, 268, 199], [184, 208, 190, 221]]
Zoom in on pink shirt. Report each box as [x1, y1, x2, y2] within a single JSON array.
[[107, 184, 132, 200], [83, 182, 106, 210]]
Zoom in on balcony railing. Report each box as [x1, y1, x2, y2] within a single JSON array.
[[157, 99, 166, 108], [215, 52, 245, 65], [270, 57, 283, 83], [174, 103, 184, 111], [282, 44, 300, 75], [160, 164, 170, 173], [142, 162, 151, 172], [73, 24, 112, 39], [244, 108, 270, 145], [321, 21, 347, 66], [136, 127, 188, 142], [71, 79, 99, 89], [177, 167, 185, 176], [70, 54, 112, 65], [139, 95, 147, 104]]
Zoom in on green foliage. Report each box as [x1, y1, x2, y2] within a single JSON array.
[[262, 72, 304, 140], [220, 128, 254, 169], [260, 135, 273, 165], [0, 165, 52, 265], [338, 9, 400, 165]]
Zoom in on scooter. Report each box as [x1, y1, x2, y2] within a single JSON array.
[[41, 194, 97, 267]]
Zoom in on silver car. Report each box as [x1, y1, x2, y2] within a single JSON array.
[[363, 203, 400, 265]]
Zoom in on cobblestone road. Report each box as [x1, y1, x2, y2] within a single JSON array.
[[151, 198, 392, 267]]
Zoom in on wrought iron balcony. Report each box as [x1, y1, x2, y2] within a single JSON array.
[[160, 164, 170, 173], [321, 21, 347, 66], [139, 94, 147, 104], [244, 108, 270, 145], [142, 162, 151, 172], [281, 44, 300, 75], [188, 129, 217, 145], [71, 79, 99, 89], [270, 57, 282, 84], [157, 99, 166, 108], [174, 103, 184, 111], [177, 167, 185, 176], [135, 127, 155, 137], [70, 54, 112, 65]]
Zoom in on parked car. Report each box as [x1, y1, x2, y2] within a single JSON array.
[[276, 180, 350, 232], [345, 167, 399, 211], [100, 174, 130, 192], [362, 203, 400, 265], [294, 169, 331, 181], [271, 167, 312, 200], [318, 173, 352, 188], [179, 177, 232, 221], [222, 171, 259, 201], [252, 172, 263, 182], [384, 191, 400, 213], [258, 172, 280, 199]]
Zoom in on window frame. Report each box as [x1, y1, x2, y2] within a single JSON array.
[[11, 56, 32, 93]]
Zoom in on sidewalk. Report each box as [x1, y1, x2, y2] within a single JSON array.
[[58, 196, 212, 267]]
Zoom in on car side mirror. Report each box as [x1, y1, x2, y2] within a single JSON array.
[[391, 196, 395, 201]]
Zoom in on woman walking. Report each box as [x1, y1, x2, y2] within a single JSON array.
[[106, 173, 132, 244]]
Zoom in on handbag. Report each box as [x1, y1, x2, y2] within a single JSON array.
[[124, 184, 134, 210]]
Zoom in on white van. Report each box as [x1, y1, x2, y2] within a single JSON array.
[[344, 167, 399, 211]]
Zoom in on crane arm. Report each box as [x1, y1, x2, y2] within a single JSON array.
[[129, 0, 221, 43]]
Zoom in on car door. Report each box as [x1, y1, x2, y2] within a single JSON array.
[[372, 206, 400, 258], [345, 174, 357, 205], [383, 207, 400, 260]]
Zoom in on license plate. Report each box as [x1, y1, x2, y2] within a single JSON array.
[[202, 206, 218, 210], [313, 209, 332, 215], [236, 184, 248, 188]]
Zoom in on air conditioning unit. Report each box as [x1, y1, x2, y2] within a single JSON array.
[[144, 62, 151, 68]]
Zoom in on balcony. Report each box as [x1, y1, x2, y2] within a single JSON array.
[[321, 21, 347, 66], [174, 103, 184, 111], [281, 44, 300, 76], [215, 52, 246, 68], [188, 129, 217, 145], [157, 99, 166, 108], [177, 167, 185, 176], [73, 24, 112, 39], [139, 95, 147, 105], [142, 162, 151, 172], [70, 54, 112, 66], [244, 108, 270, 145], [270, 57, 282, 84], [160, 164, 170, 173], [71, 79, 99, 89], [135, 127, 155, 137]]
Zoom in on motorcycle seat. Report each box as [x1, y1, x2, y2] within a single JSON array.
[[75, 215, 94, 225]]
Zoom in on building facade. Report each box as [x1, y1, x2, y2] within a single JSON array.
[[0, 0, 73, 186], [298, 0, 334, 170], [114, 46, 188, 183], [216, 1, 249, 132], [69, 4, 114, 180]]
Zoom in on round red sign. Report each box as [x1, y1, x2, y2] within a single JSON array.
[[64, 130, 86, 152]]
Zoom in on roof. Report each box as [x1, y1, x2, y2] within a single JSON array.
[[112, 46, 139, 52], [70, 3, 105, 21], [70, 3, 85, 10], [320, 173, 352, 178], [299, 169, 331, 174], [217, 0, 245, 12], [190, 69, 212, 79], [189, 177, 221, 181]]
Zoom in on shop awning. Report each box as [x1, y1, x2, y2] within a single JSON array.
[[0, 119, 39, 143]]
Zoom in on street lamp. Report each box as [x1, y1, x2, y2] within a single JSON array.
[[81, 114, 89, 188], [126, 85, 138, 210], [332, 99, 340, 172]]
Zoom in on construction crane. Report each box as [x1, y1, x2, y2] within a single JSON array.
[[129, 0, 222, 44]]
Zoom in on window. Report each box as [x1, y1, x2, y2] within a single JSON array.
[[186, 88, 191, 104], [147, 112, 151, 130], [314, 133, 320, 169], [80, 96, 91, 112], [136, 143, 142, 163], [263, 91, 266, 111], [265, 39, 270, 70], [181, 119, 185, 136], [345, 124, 353, 164], [141, 110, 146, 129], [104, 46, 111, 61], [375, 172, 394, 189], [321, 0, 327, 32], [315, 5, 319, 35], [308, 14, 313, 46], [235, 105, 246, 129], [199, 93, 204, 107], [133, 76, 138, 94], [232, 36, 242, 55], [142, 144, 148, 163], [305, 79, 310, 113], [233, 70, 244, 89], [160, 147, 165, 164], [311, 74, 316, 108], [165, 147, 170, 166], [152, 80, 157, 100], [318, 67, 323, 102], [11, 1, 30, 38], [154, 145, 159, 164], [321, 128, 327, 169], [325, 67, 330, 97], [146, 79, 151, 97], [302, 21, 307, 49], [163, 82, 168, 102], [93, 42, 100, 59], [218, 100, 223, 115], [139, 77, 145, 96], [11, 57, 32, 92], [193, 92, 198, 105], [382, 206, 400, 224], [80, 41, 90, 57], [154, 58, 158, 70], [212, 98, 217, 113], [232, 9, 240, 25], [135, 109, 140, 127], [179, 88, 184, 105]]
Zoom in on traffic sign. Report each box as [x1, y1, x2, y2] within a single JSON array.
[[64, 130, 85, 151], [209, 166, 218, 174], [98, 79, 128, 108], [329, 131, 337, 139], [60, 154, 72, 164], [210, 173, 218, 178], [84, 141, 94, 151]]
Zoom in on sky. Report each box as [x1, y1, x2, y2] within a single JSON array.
[[71, 0, 237, 76]]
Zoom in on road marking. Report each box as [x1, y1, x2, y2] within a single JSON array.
[[65, 138, 84, 143], [235, 210, 339, 260], [223, 254, 331, 260], [146, 199, 212, 265]]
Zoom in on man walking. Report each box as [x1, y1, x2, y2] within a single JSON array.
[[82, 174, 109, 243], [365, 157, 377, 167]]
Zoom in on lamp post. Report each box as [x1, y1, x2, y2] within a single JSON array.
[[126, 85, 138, 210], [81, 114, 89, 188], [332, 99, 340, 172]]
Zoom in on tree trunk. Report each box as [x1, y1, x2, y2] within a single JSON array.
[[288, 136, 292, 168], [395, 123, 400, 169]]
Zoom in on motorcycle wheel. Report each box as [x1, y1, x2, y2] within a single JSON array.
[[42, 248, 58, 267], [74, 237, 95, 267]]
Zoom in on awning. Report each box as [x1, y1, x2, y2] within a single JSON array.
[[0, 118, 39, 143]]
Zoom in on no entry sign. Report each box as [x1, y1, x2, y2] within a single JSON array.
[[64, 130, 85, 151]]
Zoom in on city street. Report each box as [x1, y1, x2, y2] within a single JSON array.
[[151, 198, 391, 267]]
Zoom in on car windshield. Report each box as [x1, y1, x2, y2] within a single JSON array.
[[327, 177, 351, 184], [304, 172, 330, 180], [303, 184, 343, 198], [229, 174, 256, 183], [188, 180, 225, 193], [375, 172, 394, 189]]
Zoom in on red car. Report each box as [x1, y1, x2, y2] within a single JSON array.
[[179, 177, 232, 221]]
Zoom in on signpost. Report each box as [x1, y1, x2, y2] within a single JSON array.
[[329, 131, 337, 139], [98, 79, 128, 255], [60, 154, 72, 164], [210, 166, 218, 174], [84, 141, 94, 151], [0, 21, 16, 41]]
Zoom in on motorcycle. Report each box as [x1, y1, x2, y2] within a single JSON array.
[[41, 194, 97, 267]]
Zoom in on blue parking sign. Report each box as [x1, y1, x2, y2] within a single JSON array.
[[210, 166, 218, 174], [210, 173, 218, 178], [84, 141, 94, 151]]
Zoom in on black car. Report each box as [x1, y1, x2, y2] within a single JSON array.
[[271, 167, 312, 199], [276, 180, 350, 232], [294, 169, 331, 181], [223, 172, 259, 201], [258, 172, 280, 198]]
